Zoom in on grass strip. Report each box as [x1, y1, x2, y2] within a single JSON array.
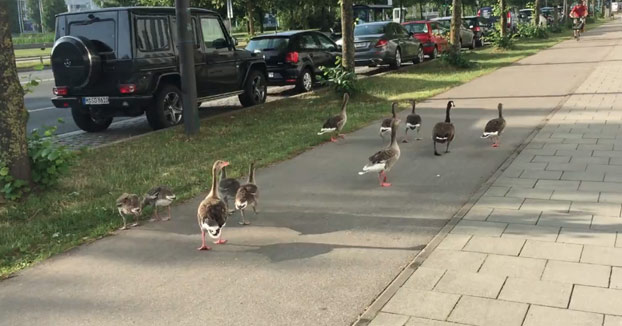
[[0, 23, 604, 278]]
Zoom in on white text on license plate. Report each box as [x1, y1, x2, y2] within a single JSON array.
[[268, 72, 274, 78], [83, 97, 109, 105], [355, 42, 368, 48]]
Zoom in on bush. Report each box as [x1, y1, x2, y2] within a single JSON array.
[[318, 56, 359, 94], [485, 29, 515, 49], [11, 33, 55, 45], [440, 47, 475, 68], [548, 24, 563, 33], [517, 24, 549, 39], [0, 124, 74, 201]]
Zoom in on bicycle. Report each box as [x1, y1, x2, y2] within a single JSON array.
[[572, 17, 586, 40]]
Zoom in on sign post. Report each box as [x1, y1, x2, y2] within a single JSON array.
[[175, 0, 200, 135], [226, 0, 233, 32]]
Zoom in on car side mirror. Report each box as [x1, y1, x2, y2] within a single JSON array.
[[213, 38, 229, 49], [469, 25, 474, 28], [232, 37, 238, 46]]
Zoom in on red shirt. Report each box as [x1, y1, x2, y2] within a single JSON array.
[[571, 5, 588, 17]]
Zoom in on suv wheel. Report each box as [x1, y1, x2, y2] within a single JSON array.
[[469, 38, 476, 49], [413, 46, 424, 64], [296, 69, 313, 93], [71, 107, 113, 132], [147, 84, 184, 130], [430, 46, 439, 59], [390, 48, 402, 69], [239, 69, 267, 107]]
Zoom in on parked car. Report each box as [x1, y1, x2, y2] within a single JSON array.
[[463, 16, 489, 47], [431, 17, 477, 49], [518, 8, 533, 24], [338, 21, 424, 69], [402, 20, 449, 59], [246, 31, 340, 93], [50, 7, 267, 132]]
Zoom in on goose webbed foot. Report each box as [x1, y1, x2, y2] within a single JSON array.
[[492, 143, 499, 148], [239, 221, 251, 225], [338, 134, 346, 139], [402, 139, 409, 143], [214, 239, 227, 244], [381, 182, 392, 187], [131, 222, 140, 227], [330, 137, 338, 143], [197, 245, 211, 251], [120, 226, 129, 230]]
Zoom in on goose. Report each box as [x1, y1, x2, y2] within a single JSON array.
[[116, 193, 142, 230], [380, 102, 398, 141], [481, 103, 506, 148], [197, 160, 230, 250], [359, 118, 401, 187], [235, 162, 258, 225], [317, 93, 350, 142], [432, 101, 456, 156], [142, 186, 176, 221], [219, 165, 241, 213], [403, 99, 422, 143]]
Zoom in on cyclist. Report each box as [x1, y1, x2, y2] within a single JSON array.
[[570, 0, 588, 39]]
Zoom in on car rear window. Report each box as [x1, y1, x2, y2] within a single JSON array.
[[464, 18, 480, 26], [404, 23, 428, 33], [354, 24, 386, 36], [246, 37, 289, 52], [69, 19, 116, 52]]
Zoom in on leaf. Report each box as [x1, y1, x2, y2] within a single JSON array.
[[0, 167, 8, 176]]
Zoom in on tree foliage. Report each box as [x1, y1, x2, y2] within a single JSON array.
[[42, 0, 67, 32], [25, 0, 42, 32]]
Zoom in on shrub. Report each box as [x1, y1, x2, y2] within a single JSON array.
[[517, 24, 549, 39], [318, 56, 359, 94], [440, 47, 475, 68], [0, 123, 74, 201], [485, 29, 515, 49]]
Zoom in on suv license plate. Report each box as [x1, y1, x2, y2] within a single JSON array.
[[354, 42, 369, 49], [268, 72, 274, 78], [83, 97, 109, 105]]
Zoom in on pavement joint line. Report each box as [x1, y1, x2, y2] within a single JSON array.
[[353, 82, 583, 325]]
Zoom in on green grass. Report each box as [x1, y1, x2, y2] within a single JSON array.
[[14, 47, 51, 58], [12, 33, 55, 45], [0, 22, 605, 278]]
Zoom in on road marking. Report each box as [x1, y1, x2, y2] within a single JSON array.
[[28, 106, 59, 112]]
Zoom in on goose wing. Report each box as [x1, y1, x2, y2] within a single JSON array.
[[484, 118, 506, 134], [369, 148, 398, 164], [219, 178, 241, 196], [322, 115, 344, 129], [406, 114, 421, 127], [433, 122, 455, 141], [198, 198, 228, 227], [235, 184, 258, 202], [380, 118, 392, 128]]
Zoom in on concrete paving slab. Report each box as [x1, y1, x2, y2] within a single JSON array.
[[523, 306, 603, 326], [570, 285, 622, 316], [479, 255, 546, 279], [499, 277, 572, 308], [382, 289, 460, 321], [542, 260, 611, 287], [447, 296, 528, 326], [519, 240, 582, 262]]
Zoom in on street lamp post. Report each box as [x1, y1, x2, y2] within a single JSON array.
[[175, 0, 200, 135]]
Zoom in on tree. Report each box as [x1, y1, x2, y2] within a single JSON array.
[[0, 5, 33, 189], [500, 0, 508, 36], [25, 0, 42, 32], [450, 0, 463, 50], [246, 0, 255, 35], [533, 0, 541, 25], [42, 0, 67, 32], [340, 0, 354, 72]]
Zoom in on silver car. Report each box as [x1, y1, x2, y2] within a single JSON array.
[[431, 17, 476, 49], [338, 21, 424, 69]]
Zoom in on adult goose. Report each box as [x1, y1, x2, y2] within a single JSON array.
[[403, 99, 422, 143], [235, 162, 258, 225], [116, 193, 142, 230], [359, 118, 401, 187], [317, 93, 350, 142], [197, 160, 230, 250], [219, 165, 240, 212], [142, 186, 176, 221], [481, 103, 506, 148], [380, 102, 398, 141], [432, 101, 456, 156]]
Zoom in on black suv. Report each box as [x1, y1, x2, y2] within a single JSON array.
[[50, 7, 267, 132], [246, 31, 340, 93]]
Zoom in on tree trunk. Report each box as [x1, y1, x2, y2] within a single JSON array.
[[0, 6, 32, 187], [340, 0, 355, 72], [256, 6, 264, 33], [420, 3, 424, 19], [500, 0, 507, 36], [246, 0, 255, 36], [450, 0, 463, 50], [534, 0, 541, 25]]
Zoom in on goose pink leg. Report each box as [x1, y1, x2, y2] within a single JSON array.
[[197, 231, 211, 251], [214, 231, 227, 244], [379, 171, 392, 187]]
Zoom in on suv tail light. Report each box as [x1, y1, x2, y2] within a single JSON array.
[[375, 39, 388, 48], [119, 84, 136, 94], [474, 26, 481, 32], [285, 51, 299, 63], [53, 86, 68, 96], [477, 9, 481, 16]]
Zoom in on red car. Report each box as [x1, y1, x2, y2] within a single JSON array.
[[402, 20, 449, 59]]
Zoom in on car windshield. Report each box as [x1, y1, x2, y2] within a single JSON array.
[[354, 24, 386, 36], [246, 37, 289, 52], [404, 23, 428, 33], [464, 18, 479, 27]]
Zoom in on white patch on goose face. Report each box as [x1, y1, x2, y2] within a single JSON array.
[[379, 127, 391, 133]]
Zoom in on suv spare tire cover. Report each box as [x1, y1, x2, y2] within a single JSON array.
[[51, 36, 101, 89]]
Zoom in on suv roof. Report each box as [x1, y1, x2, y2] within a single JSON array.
[[56, 6, 218, 17], [251, 30, 309, 38]]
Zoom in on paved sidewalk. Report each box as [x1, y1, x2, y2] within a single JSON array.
[[367, 21, 622, 326]]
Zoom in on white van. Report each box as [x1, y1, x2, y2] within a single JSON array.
[[612, 2, 619, 12]]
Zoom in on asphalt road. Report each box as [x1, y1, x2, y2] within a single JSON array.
[[21, 65, 384, 139], [1, 22, 616, 325]]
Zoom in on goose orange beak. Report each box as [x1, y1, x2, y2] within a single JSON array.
[[222, 161, 230, 167]]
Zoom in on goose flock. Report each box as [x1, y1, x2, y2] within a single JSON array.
[[116, 94, 506, 250]]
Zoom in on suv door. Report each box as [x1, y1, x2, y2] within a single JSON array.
[[198, 15, 237, 95], [312, 33, 339, 70]]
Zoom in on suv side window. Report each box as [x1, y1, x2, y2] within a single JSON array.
[[200, 16, 229, 50], [170, 17, 201, 49], [135, 16, 171, 52], [298, 34, 320, 51], [314, 33, 337, 51]]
